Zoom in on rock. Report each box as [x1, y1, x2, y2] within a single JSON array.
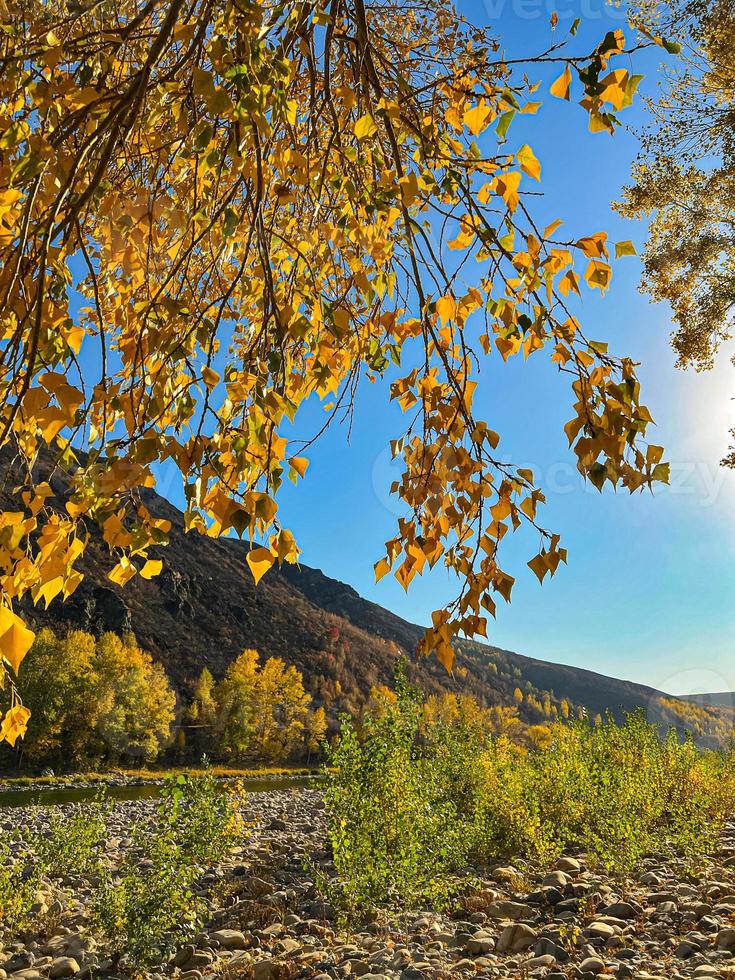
[[717, 928, 735, 951], [524, 954, 556, 969], [579, 956, 606, 974], [584, 921, 616, 940], [496, 924, 537, 954], [253, 962, 277, 980], [556, 857, 581, 875], [534, 938, 568, 962], [486, 900, 533, 920], [210, 930, 247, 951], [49, 959, 79, 979], [601, 902, 639, 920], [543, 871, 570, 888], [465, 933, 495, 956]]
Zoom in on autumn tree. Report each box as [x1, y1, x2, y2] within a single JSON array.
[[0, 0, 679, 740], [9, 627, 175, 764], [14, 628, 97, 764], [93, 632, 176, 762], [619, 0, 735, 376], [214, 648, 322, 761]]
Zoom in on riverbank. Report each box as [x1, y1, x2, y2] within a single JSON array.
[[4, 789, 735, 980], [0, 764, 322, 790]]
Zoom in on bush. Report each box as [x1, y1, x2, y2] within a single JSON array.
[[34, 791, 112, 877], [93, 827, 204, 968], [325, 672, 735, 914], [0, 834, 39, 928], [92, 772, 242, 967], [324, 665, 471, 913], [163, 769, 243, 865]]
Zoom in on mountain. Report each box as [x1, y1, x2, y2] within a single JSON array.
[[680, 692, 735, 708], [7, 452, 732, 743]]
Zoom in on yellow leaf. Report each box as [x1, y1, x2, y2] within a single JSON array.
[[353, 114, 377, 140], [289, 456, 309, 478], [66, 326, 86, 354], [550, 65, 572, 100], [108, 558, 137, 587], [463, 101, 491, 136], [139, 559, 163, 580], [0, 607, 34, 675], [517, 144, 541, 181], [436, 295, 456, 325], [492, 171, 522, 212], [35, 576, 64, 608], [247, 547, 275, 585], [615, 240, 637, 258], [528, 553, 549, 583], [202, 366, 220, 390], [436, 639, 455, 672], [275, 528, 299, 563], [0, 704, 31, 747], [584, 259, 612, 293]]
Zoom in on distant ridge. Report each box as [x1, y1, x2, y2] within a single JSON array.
[[680, 692, 735, 708]]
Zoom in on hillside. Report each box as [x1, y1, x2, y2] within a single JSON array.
[[7, 453, 732, 742]]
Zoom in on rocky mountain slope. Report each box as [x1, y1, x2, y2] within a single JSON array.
[[7, 454, 731, 740]]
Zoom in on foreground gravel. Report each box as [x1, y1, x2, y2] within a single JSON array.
[[4, 790, 735, 979]]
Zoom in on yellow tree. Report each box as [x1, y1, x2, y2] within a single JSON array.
[[93, 632, 176, 761], [215, 648, 314, 761], [0, 0, 679, 739], [214, 648, 260, 757], [14, 627, 98, 763]]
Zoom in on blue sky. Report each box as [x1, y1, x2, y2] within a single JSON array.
[[153, 2, 735, 695]]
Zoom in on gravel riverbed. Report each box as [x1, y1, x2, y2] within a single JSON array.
[[4, 790, 735, 980]]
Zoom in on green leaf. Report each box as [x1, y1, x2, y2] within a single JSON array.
[[496, 110, 516, 139]]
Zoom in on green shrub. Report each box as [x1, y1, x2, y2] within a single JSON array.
[[93, 827, 204, 968], [34, 791, 112, 877], [163, 770, 242, 866], [92, 772, 242, 967], [324, 665, 471, 914], [325, 675, 735, 914], [0, 834, 39, 928]]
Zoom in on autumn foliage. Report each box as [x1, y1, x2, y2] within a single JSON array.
[[0, 0, 681, 740]]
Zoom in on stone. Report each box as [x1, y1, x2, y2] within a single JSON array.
[[486, 900, 533, 920], [584, 921, 616, 940], [210, 930, 247, 951], [579, 957, 606, 974], [465, 933, 495, 956], [601, 902, 639, 920], [534, 937, 568, 962], [49, 959, 79, 980], [555, 857, 581, 874], [496, 924, 537, 955], [717, 929, 735, 951]]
